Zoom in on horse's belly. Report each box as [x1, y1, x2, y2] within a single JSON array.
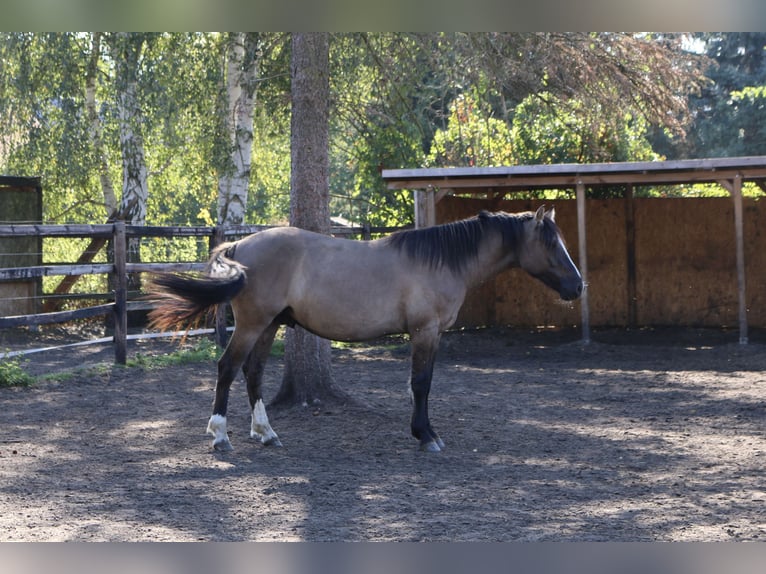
[[291, 298, 405, 342]]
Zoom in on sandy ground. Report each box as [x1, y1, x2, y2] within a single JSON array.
[[0, 325, 764, 541]]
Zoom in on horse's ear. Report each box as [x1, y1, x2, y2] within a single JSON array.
[[534, 205, 546, 224], [546, 207, 556, 222]]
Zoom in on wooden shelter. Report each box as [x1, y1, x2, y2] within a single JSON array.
[[0, 176, 42, 316], [382, 156, 766, 344]]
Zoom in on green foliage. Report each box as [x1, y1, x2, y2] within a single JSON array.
[[677, 33, 766, 160], [424, 89, 663, 198], [328, 33, 428, 227], [0, 353, 34, 387], [427, 92, 514, 167], [127, 336, 220, 369], [0, 32, 751, 241], [248, 106, 291, 224], [511, 92, 659, 165]]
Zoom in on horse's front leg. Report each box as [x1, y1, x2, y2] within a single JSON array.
[[409, 327, 445, 452], [243, 320, 282, 447]]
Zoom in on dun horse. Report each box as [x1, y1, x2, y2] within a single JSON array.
[[148, 207, 583, 452]]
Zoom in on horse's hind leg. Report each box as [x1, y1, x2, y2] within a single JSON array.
[[409, 326, 445, 453], [207, 325, 263, 452], [242, 320, 282, 447]]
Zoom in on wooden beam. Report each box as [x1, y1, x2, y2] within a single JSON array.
[[113, 221, 128, 364], [576, 182, 590, 344], [385, 167, 766, 193], [0, 303, 113, 328], [125, 262, 206, 273], [0, 224, 114, 238], [414, 189, 436, 229], [624, 185, 637, 327], [727, 176, 748, 344], [383, 156, 766, 181], [434, 188, 450, 205], [0, 264, 113, 280]]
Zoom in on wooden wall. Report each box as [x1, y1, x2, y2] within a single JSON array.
[[0, 182, 42, 317], [437, 195, 765, 329]]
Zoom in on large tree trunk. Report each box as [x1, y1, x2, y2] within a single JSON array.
[[217, 33, 260, 226], [273, 33, 348, 408]]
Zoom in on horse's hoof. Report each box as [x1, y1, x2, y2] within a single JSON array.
[[420, 440, 442, 453], [263, 436, 283, 447], [435, 437, 445, 449], [213, 438, 233, 452]]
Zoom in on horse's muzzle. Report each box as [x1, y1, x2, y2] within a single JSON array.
[[559, 278, 584, 301]]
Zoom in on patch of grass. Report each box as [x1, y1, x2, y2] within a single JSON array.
[[38, 363, 113, 384], [270, 337, 285, 358], [331, 335, 409, 353], [127, 337, 221, 370], [0, 353, 35, 387]]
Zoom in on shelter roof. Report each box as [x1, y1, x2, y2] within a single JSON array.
[[382, 156, 766, 192], [0, 176, 42, 189]]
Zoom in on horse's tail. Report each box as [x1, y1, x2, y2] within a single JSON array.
[[147, 242, 246, 332]]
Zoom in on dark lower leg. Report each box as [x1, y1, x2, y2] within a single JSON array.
[[208, 328, 261, 451], [409, 334, 443, 451]]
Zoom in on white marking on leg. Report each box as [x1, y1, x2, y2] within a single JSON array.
[[207, 414, 231, 449], [250, 399, 280, 445]]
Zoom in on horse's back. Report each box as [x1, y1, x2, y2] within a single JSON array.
[[227, 227, 464, 340]]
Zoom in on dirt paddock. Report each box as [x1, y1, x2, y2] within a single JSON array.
[[1, 325, 764, 541]]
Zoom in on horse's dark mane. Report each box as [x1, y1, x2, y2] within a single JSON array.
[[384, 211, 561, 273]]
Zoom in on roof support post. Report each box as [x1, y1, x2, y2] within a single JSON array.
[[576, 181, 590, 344], [414, 188, 436, 229], [725, 175, 748, 344]]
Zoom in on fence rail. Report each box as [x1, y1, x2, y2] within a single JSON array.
[[1, 221, 405, 364]]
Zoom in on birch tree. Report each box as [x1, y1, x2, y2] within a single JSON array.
[[110, 33, 150, 228], [85, 32, 117, 217], [107, 32, 153, 294], [217, 33, 260, 225]]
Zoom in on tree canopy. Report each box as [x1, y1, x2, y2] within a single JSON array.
[[2, 32, 761, 230]]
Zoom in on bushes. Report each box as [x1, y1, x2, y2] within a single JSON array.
[[0, 353, 34, 387]]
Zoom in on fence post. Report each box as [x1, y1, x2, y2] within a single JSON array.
[[113, 221, 128, 364], [210, 226, 229, 348]]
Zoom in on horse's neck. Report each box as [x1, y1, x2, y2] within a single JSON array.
[[462, 231, 518, 288]]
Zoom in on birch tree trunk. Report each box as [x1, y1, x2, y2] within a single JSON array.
[[273, 33, 348, 408], [217, 33, 260, 226], [85, 32, 118, 218], [112, 33, 149, 291]]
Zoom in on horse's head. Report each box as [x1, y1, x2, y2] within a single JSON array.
[[519, 206, 583, 301]]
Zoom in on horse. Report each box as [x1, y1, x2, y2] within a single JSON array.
[[147, 206, 583, 453]]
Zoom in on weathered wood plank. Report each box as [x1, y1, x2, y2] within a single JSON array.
[[0, 224, 113, 238], [126, 262, 206, 273], [383, 156, 766, 192], [383, 156, 766, 181], [384, 168, 766, 191], [113, 221, 127, 365], [0, 303, 113, 328], [0, 264, 113, 280], [126, 225, 216, 238]]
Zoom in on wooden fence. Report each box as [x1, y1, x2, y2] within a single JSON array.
[[0, 222, 401, 364]]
